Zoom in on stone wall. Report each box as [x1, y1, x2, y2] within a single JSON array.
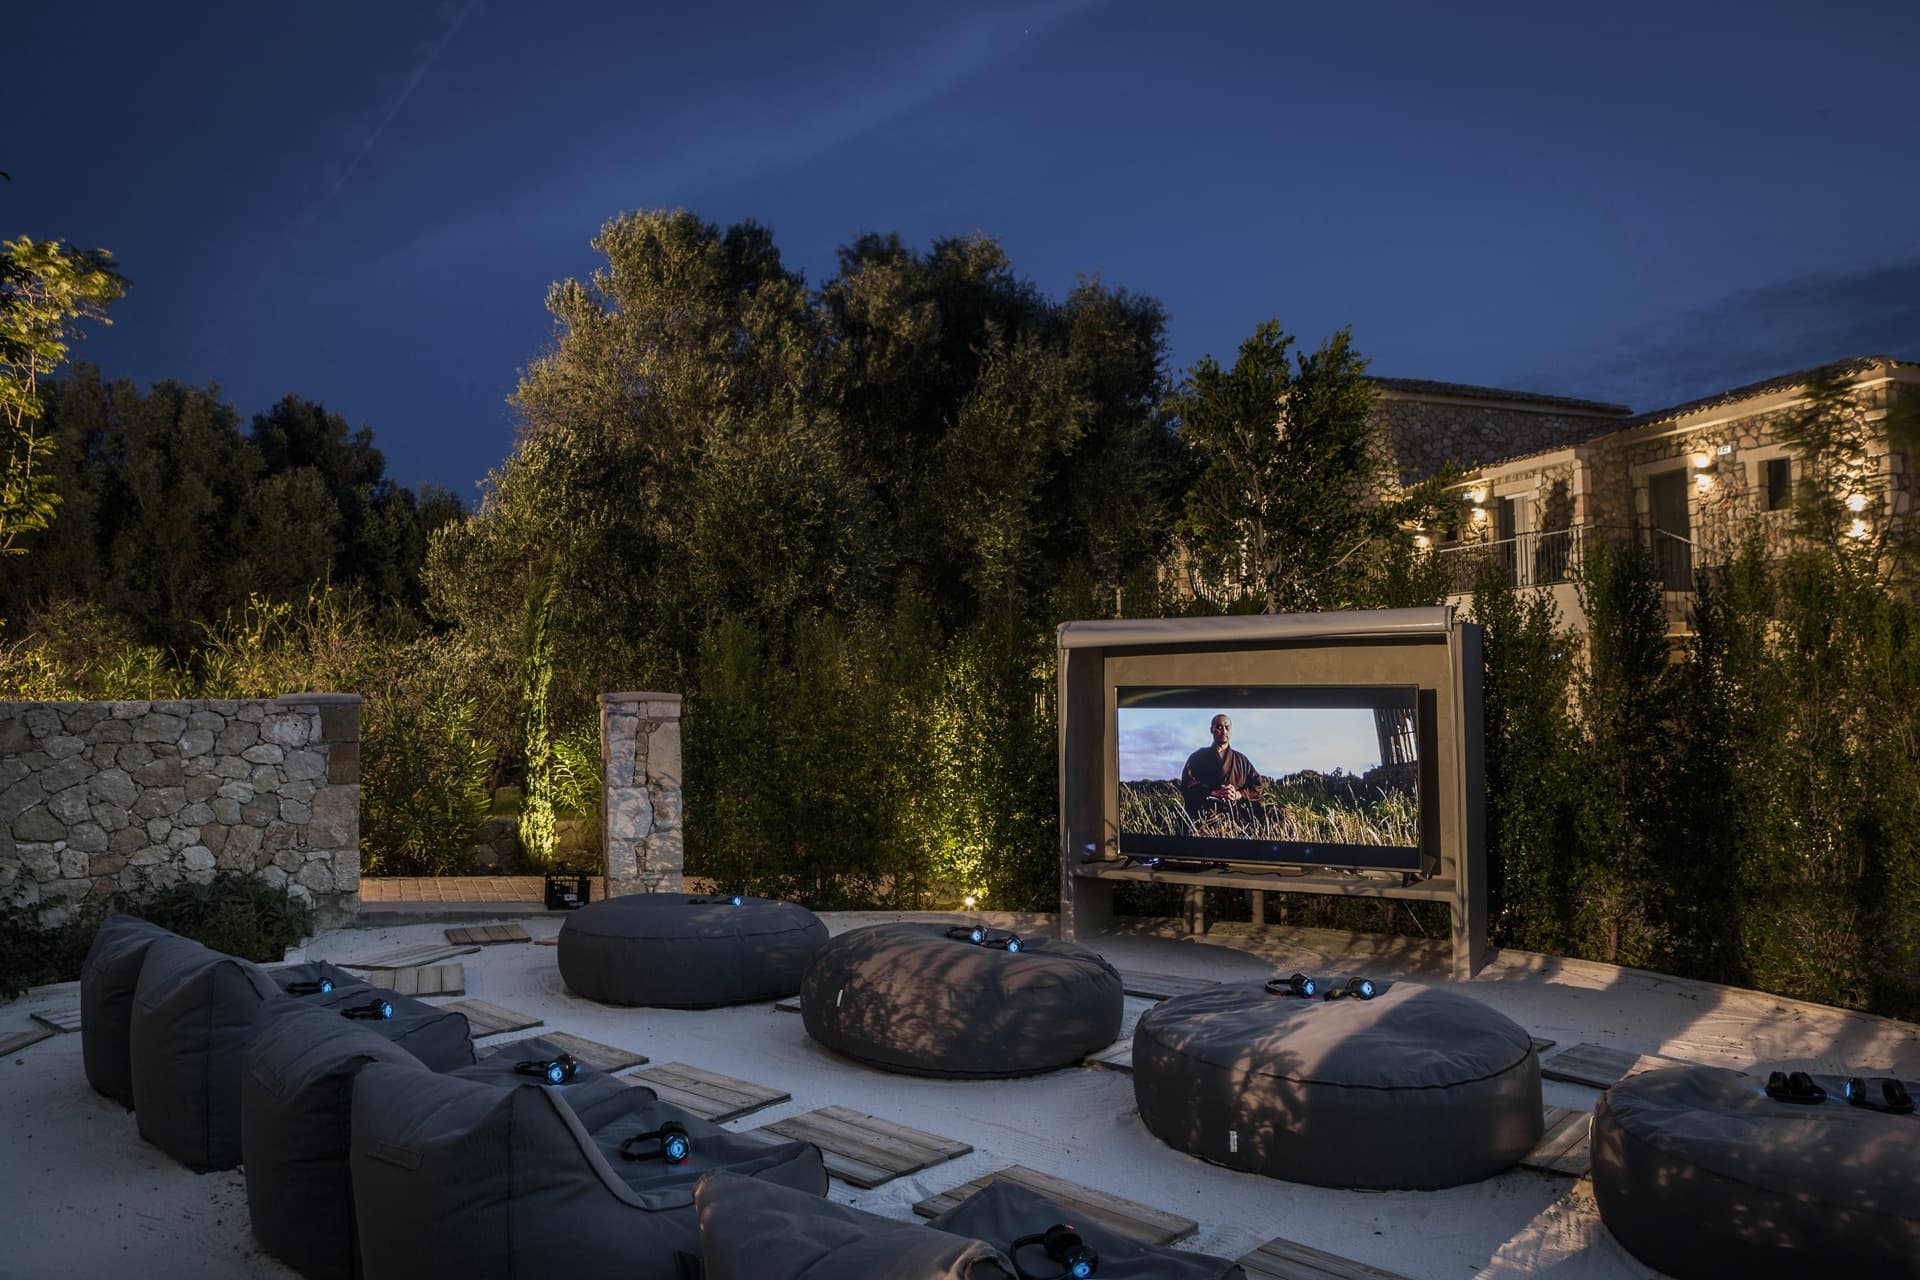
[[0, 694, 361, 929], [598, 692, 683, 897]]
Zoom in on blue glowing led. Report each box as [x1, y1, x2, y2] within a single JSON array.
[[378, 1000, 393, 1019], [665, 1134, 689, 1161], [1356, 979, 1375, 999], [1005, 938, 1021, 953], [1071, 1263, 1092, 1279], [729, 894, 744, 906], [320, 978, 333, 994], [546, 1061, 566, 1085]]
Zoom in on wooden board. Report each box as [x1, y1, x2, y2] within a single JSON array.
[[627, 1062, 790, 1122], [1530, 1036, 1556, 1056], [758, 1105, 972, 1189], [913, 1165, 1196, 1246], [1237, 1234, 1411, 1280], [444, 998, 544, 1038], [360, 963, 465, 998], [1540, 1043, 1677, 1089], [1115, 968, 1221, 1000], [1521, 1105, 1593, 1177], [534, 936, 559, 947], [444, 924, 531, 946], [538, 1030, 647, 1074], [31, 1005, 82, 1033], [342, 942, 480, 971], [0, 1027, 56, 1056], [1086, 1036, 1134, 1073], [774, 998, 801, 1014]]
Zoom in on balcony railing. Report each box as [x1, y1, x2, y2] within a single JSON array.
[[1434, 524, 1696, 594]]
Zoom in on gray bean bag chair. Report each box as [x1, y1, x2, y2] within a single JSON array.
[[297, 981, 476, 1074], [1593, 1065, 1920, 1280], [931, 1181, 1248, 1280], [558, 893, 828, 1008], [79, 913, 178, 1108], [696, 1169, 1016, 1279], [801, 923, 1124, 1077], [242, 997, 468, 1280], [349, 1053, 828, 1279], [129, 933, 282, 1171], [1133, 981, 1541, 1190]]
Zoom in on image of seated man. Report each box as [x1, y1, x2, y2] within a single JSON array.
[[1179, 714, 1263, 822]]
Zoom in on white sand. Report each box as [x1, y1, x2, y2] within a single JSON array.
[[2, 911, 1915, 1279]]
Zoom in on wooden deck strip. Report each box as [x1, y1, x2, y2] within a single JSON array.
[[628, 1062, 789, 1122], [1115, 969, 1221, 1000], [1540, 1043, 1679, 1089], [444, 924, 531, 946], [773, 998, 801, 1014], [538, 1030, 647, 1073], [0, 1027, 56, 1056], [759, 1105, 971, 1189], [30, 1005, 82, 1034], [342, 942, 481, 971], [913, 1165, 1196, 1246], [360, 963, 465, 998], [1530, 1036, 1556, 1056], [1520, 1105, 1593, 1177], [1085, 1036, 1134, 1073], [1238, 1235, 1412, 1280], [444, 998, 544, 1038]]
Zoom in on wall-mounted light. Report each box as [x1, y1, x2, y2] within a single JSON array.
[[1467, 489, 1486, 505], [1848, 493, 1868, 513], [1849, 518, 1869, 539], [1471, 506, 1488, 522], [1695, 472, 1713, 492], [1691, 452, 1714, 471], [1413, 534, 1431, 549]]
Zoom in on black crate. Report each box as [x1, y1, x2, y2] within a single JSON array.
[[544, 872, 591, 910]]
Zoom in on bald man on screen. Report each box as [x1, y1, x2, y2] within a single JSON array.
[[1179, 714, 1263, 820]]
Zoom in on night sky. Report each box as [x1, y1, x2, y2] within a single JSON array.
[[9, 1, 1918, 500]]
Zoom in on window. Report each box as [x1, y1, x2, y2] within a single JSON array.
[[1764, 457, 1791, 511]]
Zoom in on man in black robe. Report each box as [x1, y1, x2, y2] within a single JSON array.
[[1179, 714, 1263, 822]]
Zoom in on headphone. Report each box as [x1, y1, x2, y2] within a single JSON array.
[[1265, 972, 1317, 998], [340, 998, 394, 1020], [688, 895, 746, 906], [1844, 1076, 1914, 1114], [1764, 1070, 1827, 1104], [514, 1052, 579, 1086], [945, 926, 1023, 953], [286, 978, 334, 995], [1010, 1223, 1098, 1279], [1323, 977, 1378, 1001], [619, 1120, 692, 1165]]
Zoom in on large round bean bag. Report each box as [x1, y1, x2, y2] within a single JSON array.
[[1593, 1065, 1920, 1280], [1134, 981, 1541, 1190], [558, 892, 827, 1008], [801, 923, 1123, 1077], [79, 913, 178, 1108], [930, 1180, 1247, 1279]]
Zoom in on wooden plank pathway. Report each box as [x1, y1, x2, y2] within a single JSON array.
[[774, 998, 801, 1014], [343, 942, 480, 971], [628, 1062, 790, 1122], [1237, 1235, 1411, 1280], [444, 998, 544, 1038], [1115, 969, 1221, 1000], [913, 1165, 1196, 1246], [538, 1030, 647, 1074], [0, 1027, 56, 1056], [360, 963, 465, 998], [1086, 1036, 1135, 1073], [758, 1106, 972, 1189], [1540, 1043, 1678, 1089], [30, 1005, 81, 1033], [1521, 1105, 1593, 1177], [445, 924, 531, 946]]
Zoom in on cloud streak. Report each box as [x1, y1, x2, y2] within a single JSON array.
[[327, 0, 482, 201]]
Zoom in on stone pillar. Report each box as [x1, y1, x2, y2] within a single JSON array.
[[598, 692, 683, 898], [285, 693, 361, 930]]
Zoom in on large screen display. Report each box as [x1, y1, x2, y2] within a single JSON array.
[[1116, 684, 1422, 871]]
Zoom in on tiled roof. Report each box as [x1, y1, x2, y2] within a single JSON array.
[[1467, 354, 1918, 473], [1372, 376, 1631, 417]]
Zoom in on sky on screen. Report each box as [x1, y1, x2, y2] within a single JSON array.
[[1117, 707, 1383, 783]]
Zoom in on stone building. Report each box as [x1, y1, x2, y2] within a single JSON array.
[[1396, 355, 1920, 634]]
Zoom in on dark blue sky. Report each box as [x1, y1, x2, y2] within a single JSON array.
[[10, 1, 1918, 499]]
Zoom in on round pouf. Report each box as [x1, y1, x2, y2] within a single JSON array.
[[1134, 981, 1541, 1189], [1593, 1065, 1920, 1280], [558, 893, 827, 1008], [801, 922, 1123, 1077]]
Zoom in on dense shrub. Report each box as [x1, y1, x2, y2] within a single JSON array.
[[0, 873, 313, 999]]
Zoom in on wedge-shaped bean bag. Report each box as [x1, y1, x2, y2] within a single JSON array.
[[802, 922, 1124, 1077], [559, 893, 828, 1008], [930, 1181, 1247, 1280], [242, 997, 452, 1280], [350, 1056, 828, 1279], [80, 913, 178, 1108], [295, 982, 475, 1074], [129, 933, 282, 1171], [696, 1169, 1015, 1280], [1593, 1065, 1920, 1280]]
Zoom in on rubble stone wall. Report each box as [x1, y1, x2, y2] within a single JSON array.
[[598, 692, 683, 897], [0, 693, 361, 928]]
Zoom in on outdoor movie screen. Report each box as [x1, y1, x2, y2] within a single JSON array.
[[1115, 685, 1423, 871]]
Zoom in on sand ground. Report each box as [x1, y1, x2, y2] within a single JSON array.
[[2, 911, 1915, 1279]]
